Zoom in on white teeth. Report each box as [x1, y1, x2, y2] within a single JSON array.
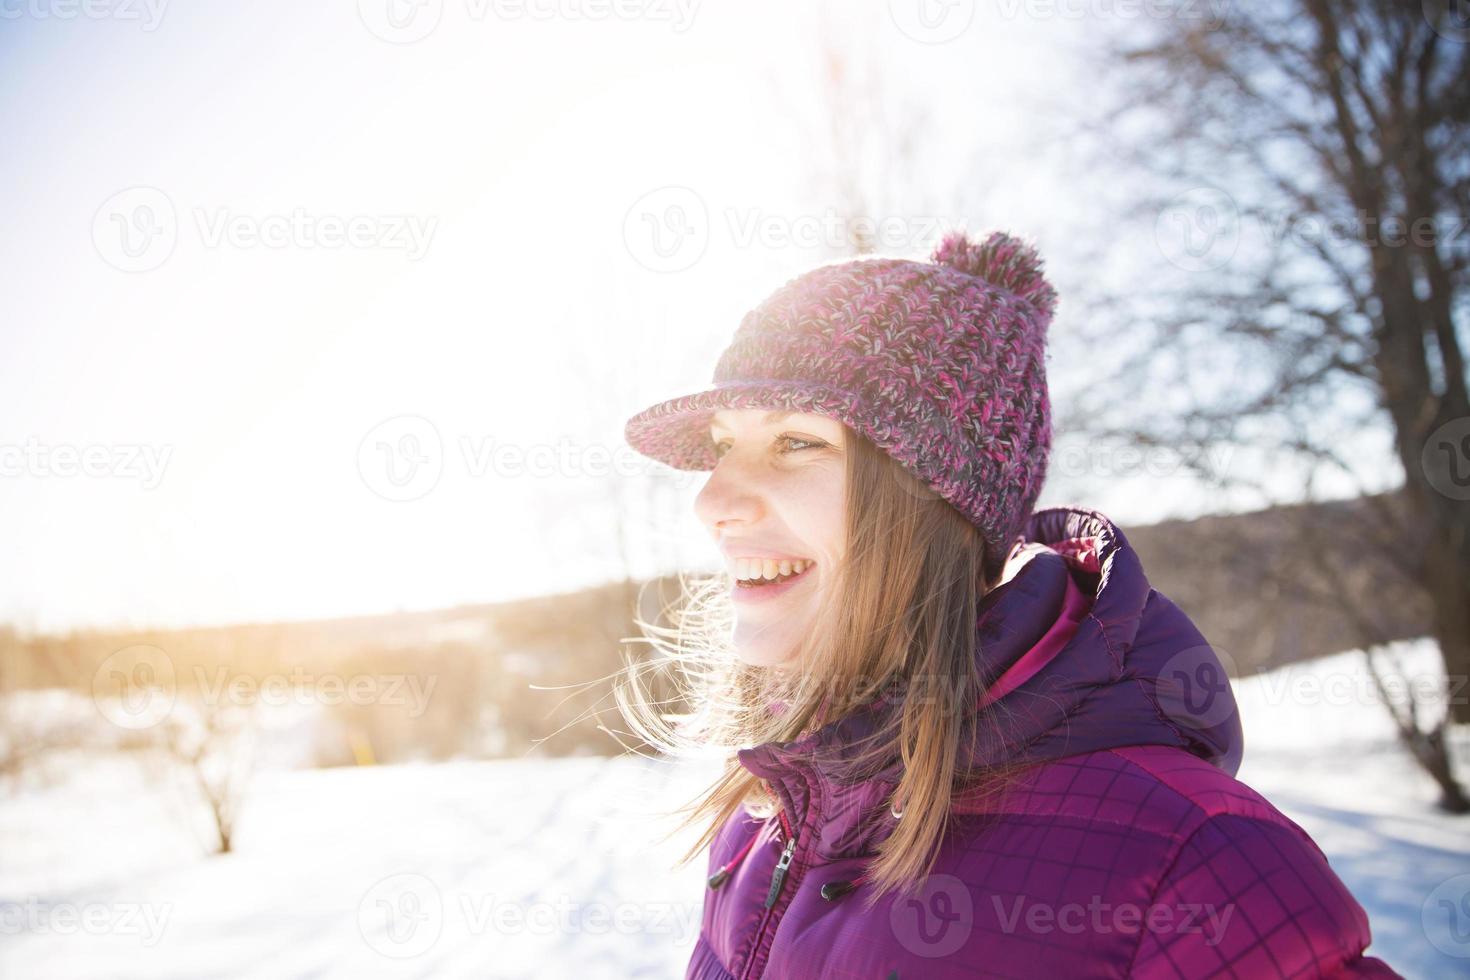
[[730, 557, 814, 582]]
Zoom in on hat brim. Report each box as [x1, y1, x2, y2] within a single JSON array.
[[623, 380, 868, 471]]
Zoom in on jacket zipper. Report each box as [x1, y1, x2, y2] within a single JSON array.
[[739, 806, 808, 980], [763, 817, 797, 909]]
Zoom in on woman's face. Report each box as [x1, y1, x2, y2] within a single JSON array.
[[695, 408, 848, 668]]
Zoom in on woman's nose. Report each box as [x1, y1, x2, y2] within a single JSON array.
[[694, 457, 763, 531]]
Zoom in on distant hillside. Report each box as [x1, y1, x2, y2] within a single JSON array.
[[0, 491, 1430, 764]]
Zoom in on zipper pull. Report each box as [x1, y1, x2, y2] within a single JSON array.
[[764, 834, 797, 909]]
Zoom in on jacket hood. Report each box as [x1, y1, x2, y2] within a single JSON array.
[[735, 505, 1245, 862]]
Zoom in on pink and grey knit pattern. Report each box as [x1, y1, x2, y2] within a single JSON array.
[[623, 229, 1058, 580]]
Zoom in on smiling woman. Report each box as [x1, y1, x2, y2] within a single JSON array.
[[613, 230, 1398, 979]]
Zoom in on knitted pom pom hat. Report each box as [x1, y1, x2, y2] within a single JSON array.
[[623, 229, 1058, 586]]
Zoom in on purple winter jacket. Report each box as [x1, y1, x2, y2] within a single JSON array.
[[685, 506, 1400, 979]]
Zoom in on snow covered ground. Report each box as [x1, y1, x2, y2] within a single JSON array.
[[2, 638, 1466, 978], [1231, 639, 1470, 978]]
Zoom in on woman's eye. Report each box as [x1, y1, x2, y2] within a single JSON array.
[[778, 435, 824, 453], [710, 434, 825, 459]]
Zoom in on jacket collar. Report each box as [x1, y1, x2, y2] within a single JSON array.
[[735, 505, 1245, 860]]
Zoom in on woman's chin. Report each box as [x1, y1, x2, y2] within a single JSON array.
[[731, 625, 803, 669]]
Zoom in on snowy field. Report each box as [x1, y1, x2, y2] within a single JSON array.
[[1231, 640, 1470, 978], [2, 639, 1467, 979]]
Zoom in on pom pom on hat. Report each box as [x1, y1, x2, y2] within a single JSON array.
[[930, 229, 1058, 323]]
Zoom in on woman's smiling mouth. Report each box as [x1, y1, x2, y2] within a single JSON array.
[[728, 557, 816, 602]]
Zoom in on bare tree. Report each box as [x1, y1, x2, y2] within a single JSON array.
[[150, 698, 256, 854], [770, 0, 973, 260], [1056, 3, 1467, 807]]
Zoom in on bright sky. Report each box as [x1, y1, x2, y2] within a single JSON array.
[[0, 1, 1390, 632]]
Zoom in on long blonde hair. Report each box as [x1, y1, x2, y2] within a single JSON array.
[[613, 423, 1026, 913]]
